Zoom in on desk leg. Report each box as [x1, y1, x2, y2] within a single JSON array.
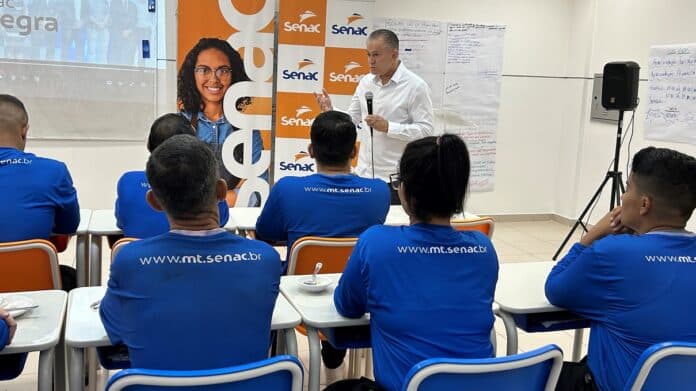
[[86, 348, 98, 391], [89, 235, 103, 286], [76, 234, 89, 288], [572, 329, 585, 361], [38, 348, 55, 391], [69, 347, 84, 391], [55, 339, 67, 391], [495, 310, 518, 355], [283, 328, 298, 356], [306, 326, 321, 391]]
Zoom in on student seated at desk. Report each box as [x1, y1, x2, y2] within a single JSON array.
[[100, 135, 281, 370], [0, 94, 80, 289], [255, 110, 390, 382], [332, 134, 499, 391], [114, 113, 229, 239], [0, 309, 16, 351], [256, 110, 390, 268], [546, 147, 696, 391], [0, 295, 22, 380]]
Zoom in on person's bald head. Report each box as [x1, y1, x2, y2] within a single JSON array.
[[0, 94, 29, 150]]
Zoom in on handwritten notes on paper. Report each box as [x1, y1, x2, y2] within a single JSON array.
[[646, 43, 696, 144], [373, 18, 506, 191]]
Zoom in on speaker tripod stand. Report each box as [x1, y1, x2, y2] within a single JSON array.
[[552, 110, 628, 260]]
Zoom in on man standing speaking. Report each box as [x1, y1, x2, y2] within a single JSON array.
[[315, 29, 436, 204]]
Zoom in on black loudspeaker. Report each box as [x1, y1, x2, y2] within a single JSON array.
[[602, 61, 640, 110]]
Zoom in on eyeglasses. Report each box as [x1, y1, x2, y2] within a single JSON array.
[[389, 173, 401, 191], [194, 66, 232, 80]]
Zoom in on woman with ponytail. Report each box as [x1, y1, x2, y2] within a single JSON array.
[[330, 135, 500, 391]]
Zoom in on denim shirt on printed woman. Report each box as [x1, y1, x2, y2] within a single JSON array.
[[181, 111, 263, 163], [181, 111, 265, 206]]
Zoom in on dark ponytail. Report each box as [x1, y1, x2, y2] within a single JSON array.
[[438, 134, 470, 215], [399, 134, 470, 221]]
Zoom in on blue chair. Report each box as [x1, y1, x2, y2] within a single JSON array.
[[402, 344, 563, 391], [623, 341, 696, 391], [105, 355, 304, 391]]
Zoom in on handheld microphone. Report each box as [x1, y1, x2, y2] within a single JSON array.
[[365, 91, 375, 179], [365, 91, 374, 135]]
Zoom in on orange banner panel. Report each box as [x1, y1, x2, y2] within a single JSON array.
[[323, 47, 369, 95], [278, 0, 327, 47], [275, 92, 321, 139], [177, 1, 235, 68]]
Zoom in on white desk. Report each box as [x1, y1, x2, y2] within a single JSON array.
[[86, 209, 239, 286], [494, 261, 586, 360], [280, 274, 369, 391], [76, 209, 92, 287], [0, 290, 67, 391], [231, 205, 480, 231], [65, 287, 302, 391], [228, 207, 261, 231], [86, 210, 122, 286]]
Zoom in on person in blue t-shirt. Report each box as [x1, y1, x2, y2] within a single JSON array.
[[0, 308, 16, 351], [546, 147, 696, 391], [114, 113, 229, 238], [0, 94, 80, 243], [331, 134, 499, 391], [256, 110, 390, 382], [0, 308, 21, 380], [100, 135, 281, 370], [0, 94, 78, 377]]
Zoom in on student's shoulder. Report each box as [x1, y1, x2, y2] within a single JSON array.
[[24, 153, 70, 174], [118, 170, 146, 181], [114, 234, 160, 254], [457, 229, 493, 244], [592, 233, 642, 251], [110, 236, 154, 269], [240, 236, 279, 254], [359, 224, 397, 241], [350, 176, 390, 195], [592, 232, 678, 257], [117, 170, 146, 186], [270, 175, 308, 192], [354, 175, 388, 187], [212, 232, 278, 254]]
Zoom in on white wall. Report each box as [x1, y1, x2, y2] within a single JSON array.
[[570, 0, 696, 230], [23, 0, 696, 231]]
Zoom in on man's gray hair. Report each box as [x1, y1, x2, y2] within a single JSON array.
[[368, 29, 399, 50]]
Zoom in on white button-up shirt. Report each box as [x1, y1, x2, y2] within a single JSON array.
[[344, 62, 436, 182]]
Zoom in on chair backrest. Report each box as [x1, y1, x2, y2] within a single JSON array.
[[623, 341, 696, 391], [451, 217, 495, 238], [286, 236, 357, 275], [402, 344, 563, 391], [0, 239, 61, 292], [111, 238, 138, 264], [105, 355, 304, 391]]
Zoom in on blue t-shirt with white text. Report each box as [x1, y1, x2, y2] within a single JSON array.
[[546, 232, 696, 391], [255, 173, 390, 271], [334, 224, 499, 391], [0, 147, 79, 241], [0, 320, 8, 350], [99, 231, 281, 370], [115, 171, 229, 238]]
